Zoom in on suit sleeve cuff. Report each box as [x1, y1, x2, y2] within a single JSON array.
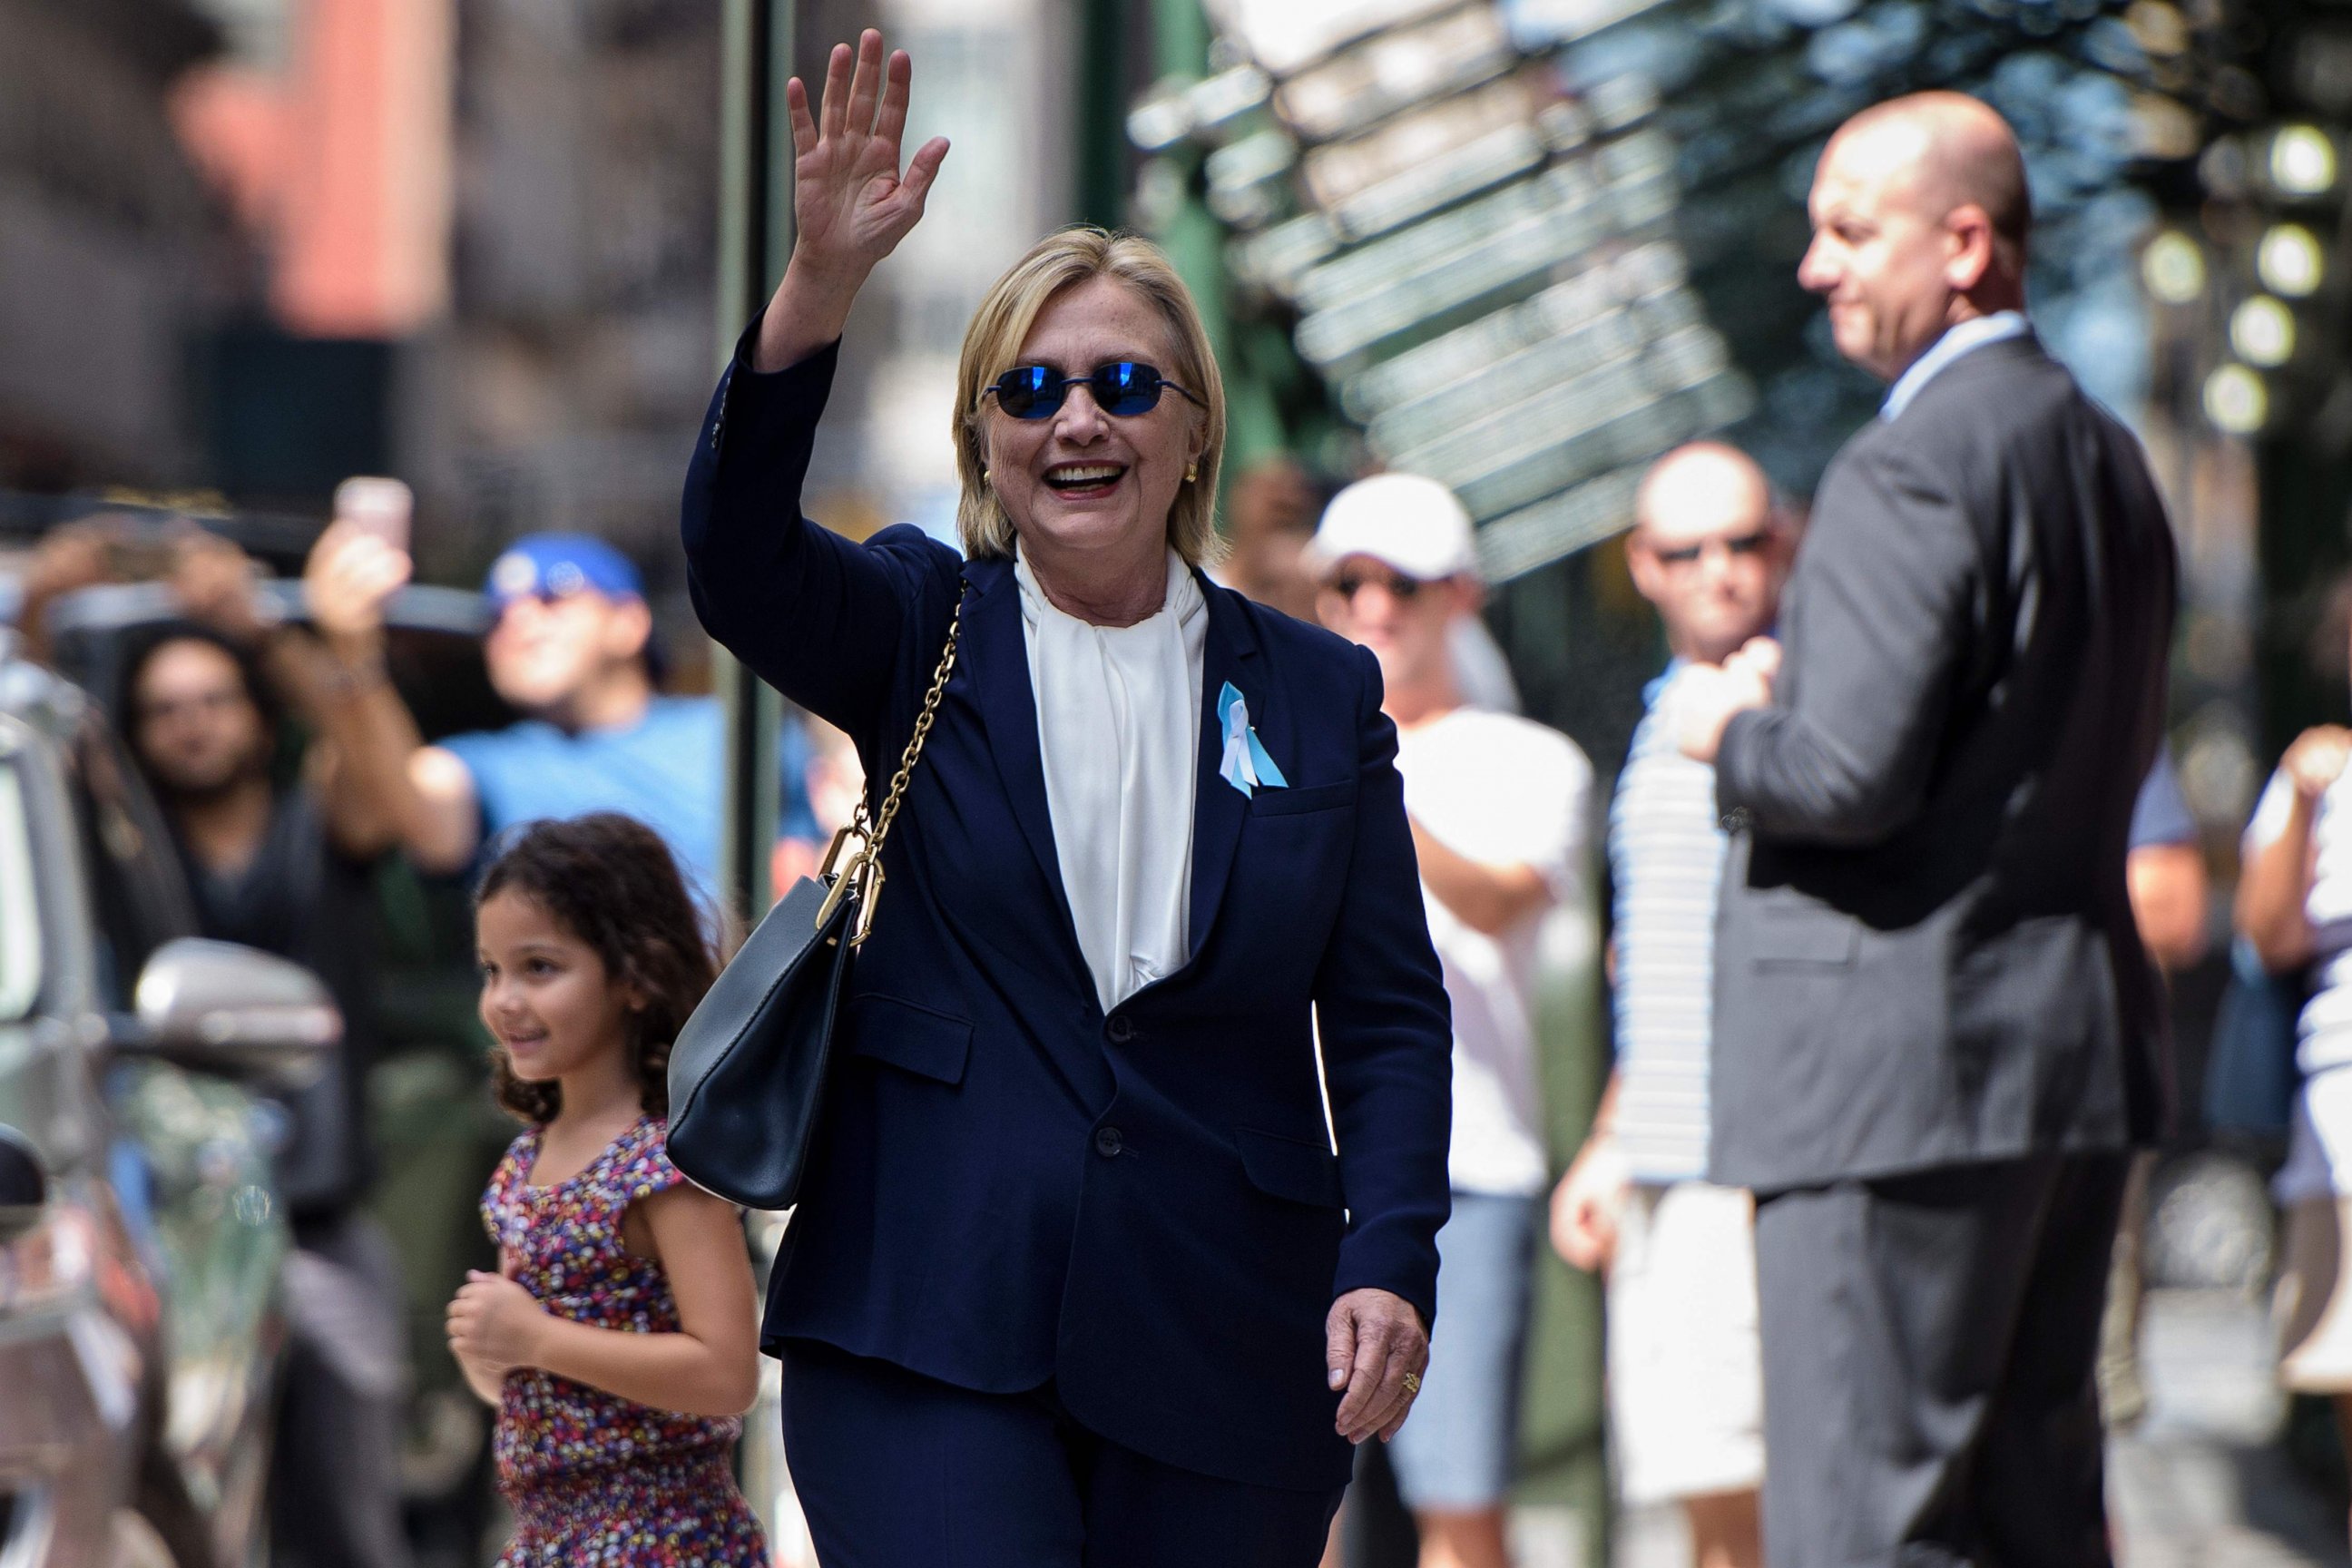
[[715, 314, 842, 461], [1715, 707, 1767, 815], [1333, 1240, 1441, 1336]]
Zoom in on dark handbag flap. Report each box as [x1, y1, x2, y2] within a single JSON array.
[[666, 876, 857, 1209]]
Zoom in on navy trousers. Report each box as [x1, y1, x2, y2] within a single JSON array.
[[780, 1338, 1346, 1567]]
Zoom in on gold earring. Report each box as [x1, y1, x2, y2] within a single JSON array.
[[1185, 463, 1199, 483], [981, 467, 990, 484]]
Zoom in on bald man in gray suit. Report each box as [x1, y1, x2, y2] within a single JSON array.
[[1679, 96, 2177, 1568]]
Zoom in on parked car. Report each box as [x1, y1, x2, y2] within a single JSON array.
[[40, 576, 523, 1563], [0, 641, 336, 1568]]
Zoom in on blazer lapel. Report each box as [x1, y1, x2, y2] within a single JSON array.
[[1186, 574, 1260, 956], [959, 558, 1087, 976]]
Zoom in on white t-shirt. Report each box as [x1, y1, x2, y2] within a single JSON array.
[[2248, 767, 2352, 1202], [2246, 768, 2352, 1080], [1394, 707, 1592, 1196]]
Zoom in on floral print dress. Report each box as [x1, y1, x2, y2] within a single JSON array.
[[481, 1115, 769, 1567]]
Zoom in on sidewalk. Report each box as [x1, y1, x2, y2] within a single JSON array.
[[1602, 1288, 2351, 1568], [2112, 1288, 2348, 1568]]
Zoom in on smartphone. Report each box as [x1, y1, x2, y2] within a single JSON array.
[[333, 476, 414, 554]]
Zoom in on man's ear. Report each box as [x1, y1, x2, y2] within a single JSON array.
[[1624, 534, 1666, 606], [1944, 204, 1995, 293], [605, 596, 654, 662]]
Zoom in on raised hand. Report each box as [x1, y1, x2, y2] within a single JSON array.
[[169, 531, 272, 646], [303, 519, 412, 654], [754, 30, 949, 371], [791, 30, 948, 279]]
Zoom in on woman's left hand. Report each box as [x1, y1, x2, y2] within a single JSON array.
[[446, 1268, 547, 1377], [1326, 1288, 1430, 1444]]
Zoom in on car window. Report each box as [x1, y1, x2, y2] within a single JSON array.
[[65, 718, 197, 1009], [0, 761, 37, 1021]]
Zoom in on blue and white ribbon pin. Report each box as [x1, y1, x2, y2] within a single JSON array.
[[1216, 681, 1288, 798]]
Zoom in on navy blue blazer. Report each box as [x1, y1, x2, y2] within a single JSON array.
[[680, 337, 1453, 1491]]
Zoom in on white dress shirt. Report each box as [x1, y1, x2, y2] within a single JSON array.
[[1015, 548, 1206, 1012], [1881, 309, 2030, 422]]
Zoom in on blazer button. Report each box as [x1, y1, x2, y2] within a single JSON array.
[[1094, 1126, 1124, 1158], [1106, 1015, 1136, 1044]]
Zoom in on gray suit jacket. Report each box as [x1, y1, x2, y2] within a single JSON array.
[[1709, 333, 2177, 1192]]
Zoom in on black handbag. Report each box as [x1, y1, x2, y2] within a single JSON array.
[[666, 599, 964, 1209]]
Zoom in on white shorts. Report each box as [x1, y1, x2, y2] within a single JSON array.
[[2278, 1067, 2352, 1205], [1606, 1179, 1766, 1506]]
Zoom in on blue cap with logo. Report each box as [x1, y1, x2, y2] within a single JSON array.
[[483, 534, 645, 611]]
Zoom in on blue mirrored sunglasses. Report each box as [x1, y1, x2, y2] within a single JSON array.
[[983, 361, 1205, 420]]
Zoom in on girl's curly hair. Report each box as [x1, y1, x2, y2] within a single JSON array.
[[475, 813, 717, 1125]]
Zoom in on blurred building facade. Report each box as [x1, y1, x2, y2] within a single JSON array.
[[177, 0, 454, 338], [172, 0, 718, 594], [402, 0, 723, 597], [0, 0, 240, 493], [1112, 0, 2239, 789]]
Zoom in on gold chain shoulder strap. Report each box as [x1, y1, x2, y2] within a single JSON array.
[[814, 589, 965, 945]]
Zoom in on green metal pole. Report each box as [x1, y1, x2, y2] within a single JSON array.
[[1144, 0, 1288, 485], [716, 0, 790, 928], [1075, 0, 1129, 227]]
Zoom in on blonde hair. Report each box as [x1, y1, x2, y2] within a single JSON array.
[[954, 228, 1227, 564]]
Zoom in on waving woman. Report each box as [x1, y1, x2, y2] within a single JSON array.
[[681, 31, 1453, 1564]]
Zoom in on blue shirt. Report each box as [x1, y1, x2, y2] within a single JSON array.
[[1882, 310, 2032, 422], [442, 695, 818, 895], [2129, 741, 2194, 850]]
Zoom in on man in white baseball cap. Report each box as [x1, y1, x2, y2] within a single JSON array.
[[1312, 472, 1481, 582], [1308, 473, 1519, 711], [1312, 472, 1592, 1568]]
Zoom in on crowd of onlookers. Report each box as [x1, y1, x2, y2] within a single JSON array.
[[9, 415, 2349, 1566], [12, 506, 835, 1567], [1245, 440, 2210, 1568]]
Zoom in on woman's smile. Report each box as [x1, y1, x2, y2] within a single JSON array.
[[1042, 462, 1127, 498]]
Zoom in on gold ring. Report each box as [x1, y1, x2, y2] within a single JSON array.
[[1401, 1371, 1422, 1396]]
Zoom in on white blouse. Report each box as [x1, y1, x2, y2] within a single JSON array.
[[1014, 548, 1206, 1012]]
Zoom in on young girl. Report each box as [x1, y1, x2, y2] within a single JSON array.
[[445, 813, 769, 1566]]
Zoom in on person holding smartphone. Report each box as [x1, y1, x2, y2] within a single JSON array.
[[303, 496, 818, 901], [126, 526, 414, 1568]]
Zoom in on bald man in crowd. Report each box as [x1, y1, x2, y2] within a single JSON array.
[[1677, 94, 2176, 1565], [1554, 443, 1787, 1568]]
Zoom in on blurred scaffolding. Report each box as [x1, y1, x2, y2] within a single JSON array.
[[1137, 2, 1751, 580], [1104, 0, 2251, 779]]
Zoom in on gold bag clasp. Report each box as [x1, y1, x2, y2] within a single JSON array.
[[813, 823, 870, 932]]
